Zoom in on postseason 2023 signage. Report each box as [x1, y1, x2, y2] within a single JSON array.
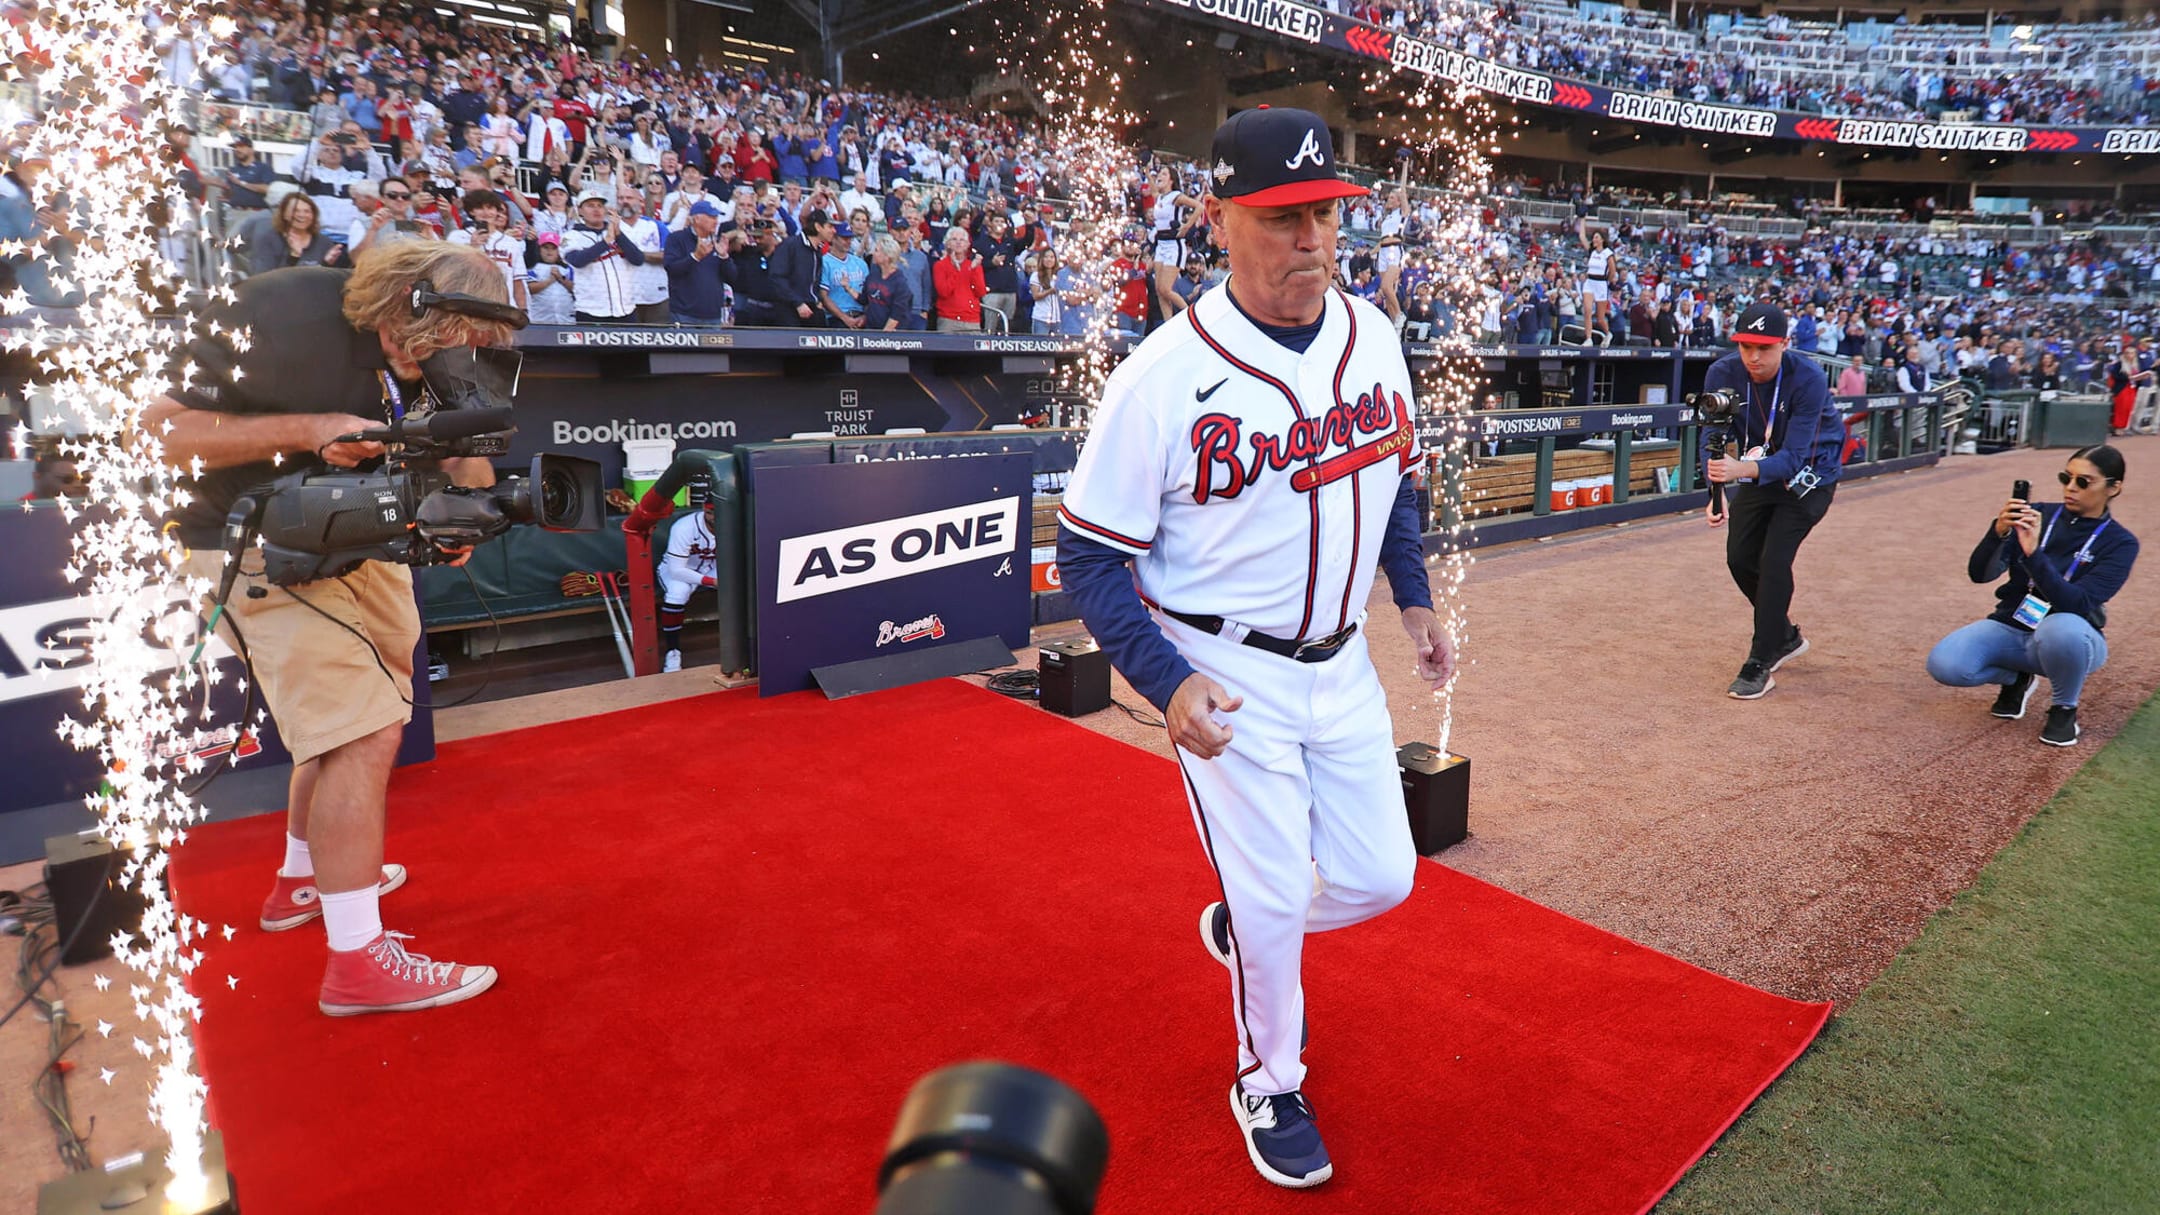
[[1145, 0, 2159, 156], [751, 454, 1033, 697]]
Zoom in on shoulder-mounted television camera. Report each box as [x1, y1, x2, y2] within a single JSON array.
[[219, 283, 603, 591]]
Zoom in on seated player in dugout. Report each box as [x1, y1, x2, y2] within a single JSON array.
[[658, 492, 719, 673]]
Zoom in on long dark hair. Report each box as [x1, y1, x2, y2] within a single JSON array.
[[2071, 443, 2126, 486]]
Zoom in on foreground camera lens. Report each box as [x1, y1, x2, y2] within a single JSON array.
[[539, 468, 576, 523], [875, 1062, 1108, 1215]]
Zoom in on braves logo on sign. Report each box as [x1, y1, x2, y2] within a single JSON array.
[[876, 614, 947, 647], [1189, 384, 1414, 502]]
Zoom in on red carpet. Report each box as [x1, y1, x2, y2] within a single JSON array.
[[172, 680, 1828, 1214]]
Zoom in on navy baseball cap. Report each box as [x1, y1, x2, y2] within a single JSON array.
[[688, 199, 722, 217], [1208, 106, 1367, 208], [1733, 301, 1790, 345]]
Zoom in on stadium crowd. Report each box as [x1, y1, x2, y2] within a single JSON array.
[[1471, 204, 2159, 416], [5, 0, 2151, 399], [1331, 0, 2160, 125]]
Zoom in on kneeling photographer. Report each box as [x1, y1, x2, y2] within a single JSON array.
[[147, 243, 558, 1017], [1698, 301, 1848, 700], [1927, 447, 2139, 747]]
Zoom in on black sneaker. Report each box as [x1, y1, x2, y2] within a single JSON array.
[[1991, 672, 2038, 720], [2041, 705, 2080, 747], [1764, 629, 1809, 674], [1727, 659, 1774, 700]]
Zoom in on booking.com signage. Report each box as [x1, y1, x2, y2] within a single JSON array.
[[751, 455, 1033, 697]]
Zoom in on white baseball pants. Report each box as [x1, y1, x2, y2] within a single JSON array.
[[1161, 613, 1417, 1099]]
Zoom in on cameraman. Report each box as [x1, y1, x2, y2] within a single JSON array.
[[145, 245, 511, 1016], [1703, 302, 1847, 699]]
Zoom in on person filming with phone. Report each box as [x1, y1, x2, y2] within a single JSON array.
[[1927, 447, 2140, 747]]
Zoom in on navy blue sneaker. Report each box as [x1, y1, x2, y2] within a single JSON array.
[[1230, 1082, 1333, 1188], [1201, 902, 1305, 1051]]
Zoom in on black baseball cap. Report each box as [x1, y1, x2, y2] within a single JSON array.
[[1208, 105, 1367, 208], [1733, 301, 1790, 345]]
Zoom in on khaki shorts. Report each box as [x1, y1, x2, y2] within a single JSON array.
[[183, 550, 418, 765]]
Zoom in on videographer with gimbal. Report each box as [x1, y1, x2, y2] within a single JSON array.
[[1700, 301, 1848, 700], [146, 243, 520, 1016]]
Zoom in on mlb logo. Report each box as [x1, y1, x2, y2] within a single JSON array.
[[559, 332, 586, 346], [799, 335, 822, 348]]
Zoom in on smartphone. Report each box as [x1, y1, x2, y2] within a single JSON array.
[[2012, 479, 2030, 503]]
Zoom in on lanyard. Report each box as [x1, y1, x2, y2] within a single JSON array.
[[379, 370, 414, 421], [1750, 364, 1782, 446], [2039, 507, 2112, 579]]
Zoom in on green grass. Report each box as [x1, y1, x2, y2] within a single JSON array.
[[1659, 694, 2160, 1215]]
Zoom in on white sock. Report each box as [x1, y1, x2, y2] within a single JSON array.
[[319, 886, 383, 953], [280, 834, 314, 879]]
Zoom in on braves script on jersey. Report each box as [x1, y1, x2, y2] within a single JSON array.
[[1060, 286, 1420, 639]]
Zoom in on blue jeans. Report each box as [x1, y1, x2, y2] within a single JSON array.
[[671, 310, 722, 326], [1926, 615, 2109, 708]]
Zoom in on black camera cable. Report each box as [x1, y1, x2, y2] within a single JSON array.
[[278, 564, 504, 710], [6, 882, 99, 1169], [0, 871, 110, 1035], [178, 602, 256, 801], [974, 668, 1166, 728]]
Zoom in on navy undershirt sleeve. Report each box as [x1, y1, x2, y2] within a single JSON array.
[[1380, 475, 1433, 611], [1054, 530, 1196, 712]]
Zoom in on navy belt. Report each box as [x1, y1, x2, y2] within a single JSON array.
[[1163, 609, 1358, 663]]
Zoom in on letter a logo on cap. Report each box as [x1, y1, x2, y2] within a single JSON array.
[[1285, 129, 1325, 170], [1748, 315, 1767, 331]]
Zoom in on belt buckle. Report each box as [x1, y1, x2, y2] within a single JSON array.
[[1292, 625, 1352, 662]]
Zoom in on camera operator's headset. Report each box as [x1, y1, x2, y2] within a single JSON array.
[[408, 281, 530, 330], [186, 283, 531, 792]]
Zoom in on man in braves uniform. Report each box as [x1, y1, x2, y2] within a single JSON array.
[[658, 501, 718, 673], [1057, 107, 1454, 1190], [1702, 300, 1846, 699]]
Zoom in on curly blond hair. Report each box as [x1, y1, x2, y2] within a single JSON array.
[[341, 240, 517, 360]]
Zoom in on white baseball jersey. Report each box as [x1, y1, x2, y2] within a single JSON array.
[[1060, 284, 1421, 642], [660, 511, 717, 590], [621, 215, 669, 306], [559, 224, 637, 317], [448, 227, 529, 304], [1060, 281, 1425, 1101]]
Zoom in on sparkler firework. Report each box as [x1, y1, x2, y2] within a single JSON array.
[[1, 2, 235, 1202], [979, 0, 1135, 422], [1355, 2, 1510, 757]]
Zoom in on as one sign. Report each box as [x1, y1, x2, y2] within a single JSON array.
[[752, 455, 1032, 697]]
